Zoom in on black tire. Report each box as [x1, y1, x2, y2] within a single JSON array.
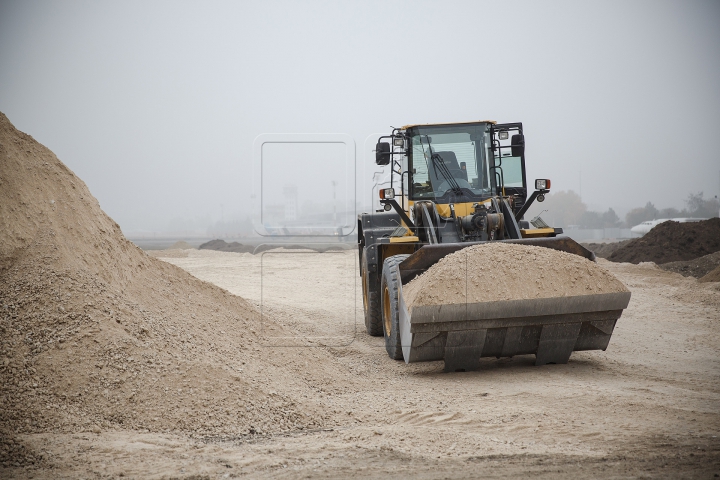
[[361, 249, 383, 336], [381, 254, 410, 360]]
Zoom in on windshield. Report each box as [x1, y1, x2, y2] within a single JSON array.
[[408, 124, 493, 201]]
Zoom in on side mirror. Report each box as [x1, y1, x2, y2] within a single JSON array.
[[511, 134, 525, 157], [376, 142, 391, 165]]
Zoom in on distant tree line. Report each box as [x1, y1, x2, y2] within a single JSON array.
[[624, 192, 720, 227], [524, 191, 720, 229], [203, 193, 720, 234]]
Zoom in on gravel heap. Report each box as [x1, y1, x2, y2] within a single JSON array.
[[199, 239, 256, 253], [658, 251, 720, 279], [580, 240, 632, 259], [199, 239, 351, 254], [700, 265, 720, 283], [607, 218, 720, 265], [0, 112, 328, 469], [403, 243, 628, 309]]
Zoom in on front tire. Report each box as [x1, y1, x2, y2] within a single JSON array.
[[381, 254, 410, 360]]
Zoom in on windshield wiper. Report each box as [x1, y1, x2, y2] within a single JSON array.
[[431, 153, 463, 196], [417, 134, 463, 197]]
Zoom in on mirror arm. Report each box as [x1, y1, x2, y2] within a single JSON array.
[[380, 199, 415, 231], [515, 189, 548, 221]]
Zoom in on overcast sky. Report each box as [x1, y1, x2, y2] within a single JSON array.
[[1, 0, 719, 235]]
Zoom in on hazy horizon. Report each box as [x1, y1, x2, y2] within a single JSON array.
[[1, 0, 719, 236]]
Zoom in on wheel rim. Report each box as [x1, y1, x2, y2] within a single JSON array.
[[383, 285, 391, 336]]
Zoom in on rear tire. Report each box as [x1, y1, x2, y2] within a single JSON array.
[[381, 254, 410, 360], [362, 249, 383, 336]]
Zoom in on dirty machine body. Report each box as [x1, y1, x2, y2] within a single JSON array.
[[358, 121, 630, 371]]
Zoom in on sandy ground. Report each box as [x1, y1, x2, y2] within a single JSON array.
[[11, 250, 720, 478]]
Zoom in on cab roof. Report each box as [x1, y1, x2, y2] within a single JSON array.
[[401, 120, 497, 130]]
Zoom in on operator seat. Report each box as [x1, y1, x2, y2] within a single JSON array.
[[435, 151, 467, 181]]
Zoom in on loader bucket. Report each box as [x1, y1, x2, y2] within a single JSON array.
[[395, 238, 631, 372]]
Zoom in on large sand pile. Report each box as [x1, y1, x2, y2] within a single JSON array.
[[0, 113, 327, 468], [403, 243, 628, 309], [607, 218, 720, 265]]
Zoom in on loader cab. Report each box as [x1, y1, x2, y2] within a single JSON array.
[[407, 123, 492, 204], [403, 121, 527, 210]]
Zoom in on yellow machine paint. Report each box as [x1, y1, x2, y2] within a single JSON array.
[[381, 196, 556, 267], [519, 227, 556, 238]]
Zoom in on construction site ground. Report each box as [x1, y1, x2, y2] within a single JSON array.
[[15, 249, 719, 479], [2, 112, 719, 478]]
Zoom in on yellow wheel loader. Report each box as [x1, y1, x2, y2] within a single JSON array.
[[358, 121, 630, 371]]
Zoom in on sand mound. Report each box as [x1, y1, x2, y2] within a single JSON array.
[[699, 264, 720, 283], [607, 218, 720, 265], [169, 240, 192, 249], [403, 243, 628, 309], [0, 113, 330, 467], [658, 251, 720, 279]]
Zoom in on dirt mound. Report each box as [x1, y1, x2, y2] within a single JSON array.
[[658, 251, 720, 278], [255, 244, 350, 253], [169, 240, 192, 249], [199, 239, 350, 254], [403, 243, 628, 309], [581, 240, 632, 259], [0, 112, 331, 467], [699, 265, 720, 283], [607, 218, 720, 265], [199, 239, 255, 253]]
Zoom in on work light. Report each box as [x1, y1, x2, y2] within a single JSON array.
[[535, 179, 551, 190], [379, 188, 395, 199]]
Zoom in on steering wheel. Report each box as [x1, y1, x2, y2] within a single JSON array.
[[436, 178, 472, 193]]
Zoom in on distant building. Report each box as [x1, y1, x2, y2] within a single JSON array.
[[284, 184, 298, 221], [630, 218, 706, 236]]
